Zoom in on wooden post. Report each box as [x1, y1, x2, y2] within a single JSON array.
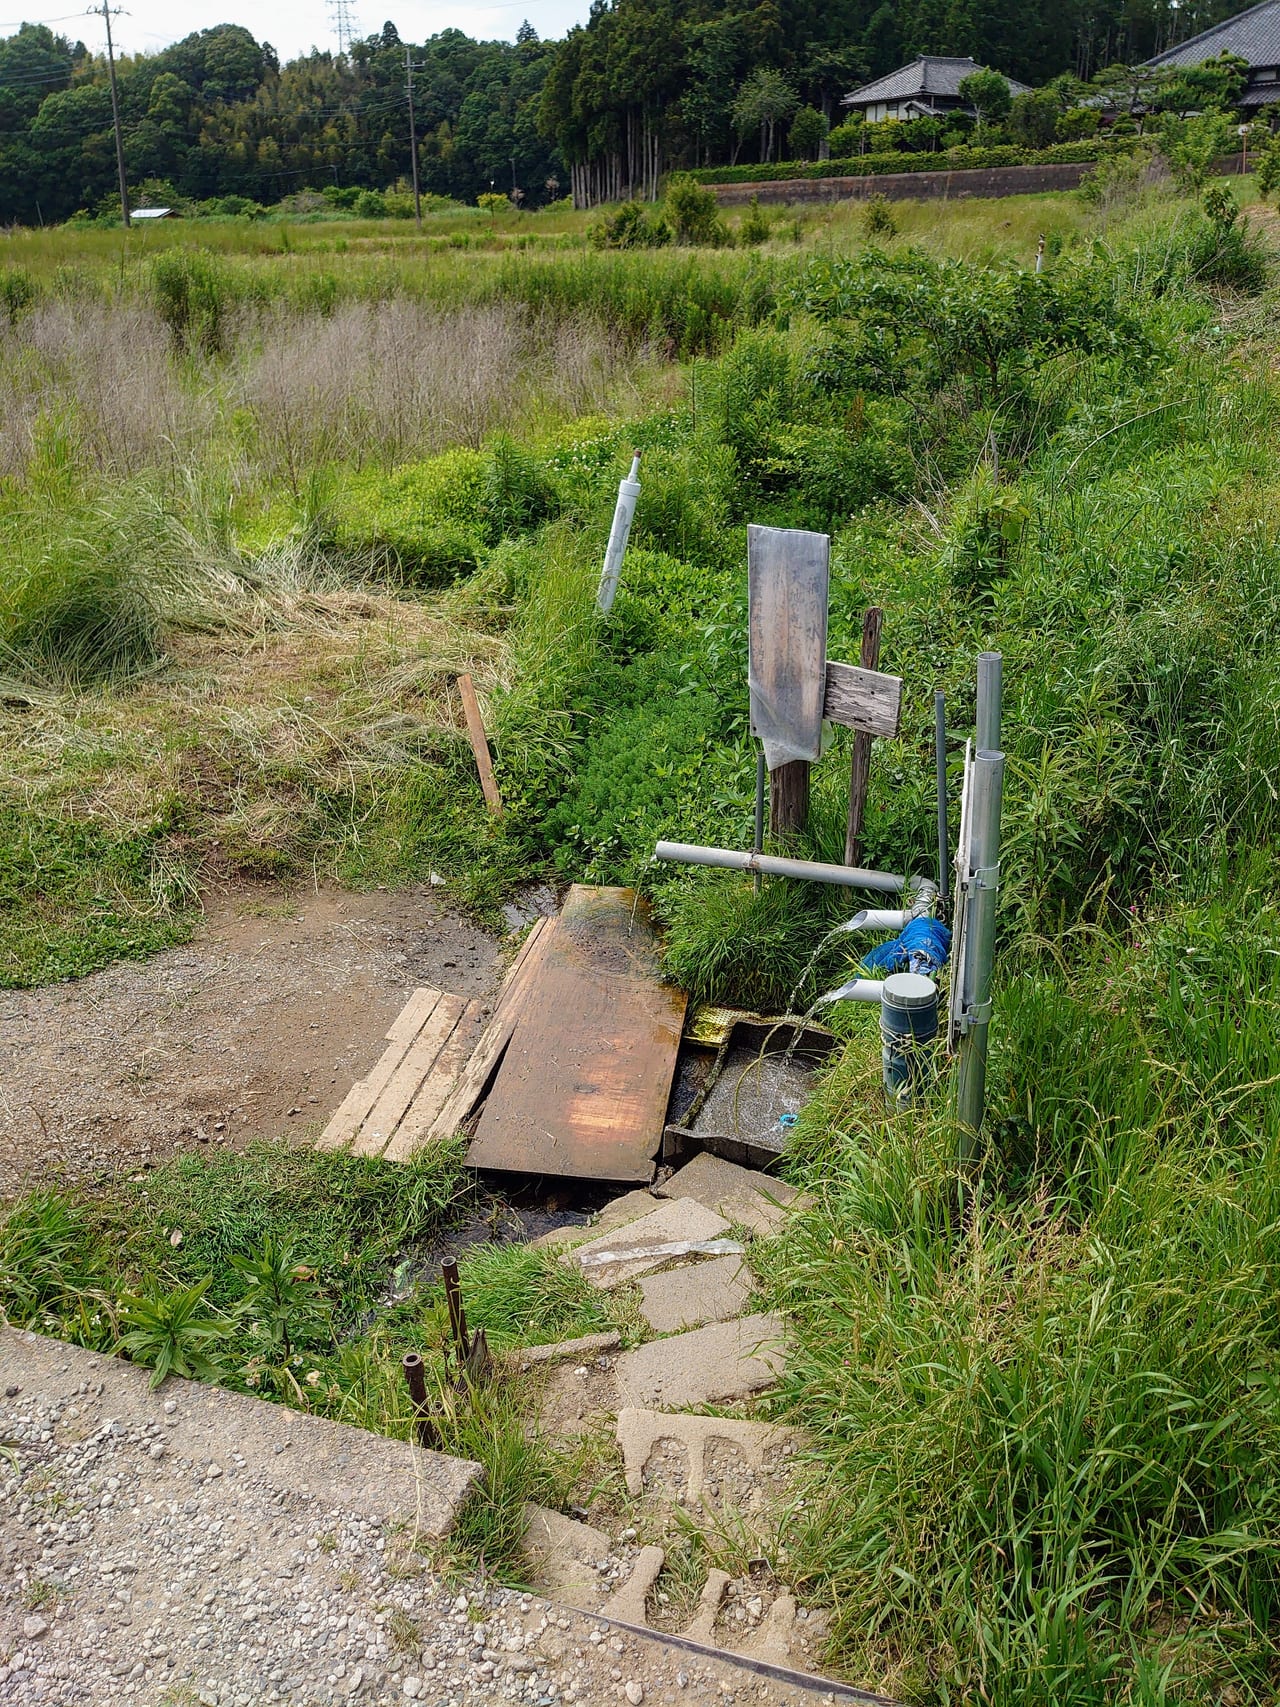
[[456, 673, 503, 816], [844, 608, 883, 866], [770, 759, 810, 838]]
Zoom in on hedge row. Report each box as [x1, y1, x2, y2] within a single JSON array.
[[690, 137, 1138, 186]]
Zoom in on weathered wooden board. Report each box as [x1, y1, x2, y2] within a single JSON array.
[[457, 672, 503, 816], [317, 989, 444, 1152], [465, 885, 687, 1182], [351, 992, 471, 1158], [823, 657, 902, 739], [422, 916, 555, 1145], [381, 999, 486, 1162], [747, 525, 830, 773]]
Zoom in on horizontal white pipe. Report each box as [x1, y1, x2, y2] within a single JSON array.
[[815, 977, 884, 1006], [653, 841, 905, 895], [846, 908, 905, 933]]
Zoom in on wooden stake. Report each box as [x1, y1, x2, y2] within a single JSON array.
[[457, 673, 503, 816], [844, 607, 883, 867], [770, 760, 810, 838]]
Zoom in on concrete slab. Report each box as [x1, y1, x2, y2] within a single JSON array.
[[615, 1407, 795, 1503], [565, 1197, 731, 1290], [530, 1189, 659, 1250], [600, 1544, 665, 1623], [638, 1253, 753, 1334], [522, 1503, 611, 1603], [518, 1330, 622, 1368], [0, 1326, 480, 1540], [656, 1153, 801, 1236], [613, 1313, 788, 1410], [683, 1569, 732, 1643]]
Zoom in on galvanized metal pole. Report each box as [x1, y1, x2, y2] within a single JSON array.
[[955, 748, 1004, 1157], [753, 748, 765, 894], [934, 690, 949, 913], [976, 651, 1002, 753]]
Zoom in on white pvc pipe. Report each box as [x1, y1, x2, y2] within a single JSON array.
[[653, 841, 906, 895], [815, 977, 884, 1006], [846, 908, 905, 933], [596, 452, 642, 614]]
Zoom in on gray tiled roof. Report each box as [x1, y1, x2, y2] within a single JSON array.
[[1146, 0, 1280, 68], [844, 55, 1029, 107]]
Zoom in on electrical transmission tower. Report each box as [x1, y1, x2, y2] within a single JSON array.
[[328, 0, 358, 56]]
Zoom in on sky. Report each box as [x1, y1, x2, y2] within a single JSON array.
[[23, 0, 590, 64]]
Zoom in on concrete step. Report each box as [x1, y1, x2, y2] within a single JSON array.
[[655, 1151, 805, 1236], [1, 1326, 480, 1541]]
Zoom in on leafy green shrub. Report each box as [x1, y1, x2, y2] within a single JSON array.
[[787, 105, 829, 162], [739, 196, 771, 246], [117, 1277, 232, 1389], [334, 449, 489, 583], [0, 267, 38, 324], [664, 172, 730, 246], [861, 193, 897, 237], [150, 248, 234, 354], [826, 118, 864, 156], [631, 445, 737, 565], [482, 436, 560, 541], [589, 201, 673, 250], [1185, 190, 1268, 292], [477, 191, 509, 214], [354, 189, 387, 218]]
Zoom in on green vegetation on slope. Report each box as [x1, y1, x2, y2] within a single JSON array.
[[3, 177, 1280, 1696]]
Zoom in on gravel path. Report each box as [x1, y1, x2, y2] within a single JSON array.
[[0, 883, 499, 1196], [0, 1334, 859, 1707]]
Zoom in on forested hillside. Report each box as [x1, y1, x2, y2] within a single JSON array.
[[0, 0, 1255, 222]]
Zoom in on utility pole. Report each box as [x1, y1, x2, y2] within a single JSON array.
[[405, 46, 422, 229], [90, 1, 130, 229]]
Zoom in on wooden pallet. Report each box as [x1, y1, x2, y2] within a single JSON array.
[[316, 917, 552, 1163]]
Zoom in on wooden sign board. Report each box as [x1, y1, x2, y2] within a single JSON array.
[[747, 525, 829, 772], [823, 659, 903, 740]]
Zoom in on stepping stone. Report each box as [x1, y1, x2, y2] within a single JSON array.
[[682, 1569, 731, 1643], [656, 1153, 801, 1236], [518, 1330, 621, 1369], [522, 1503, 611, 1604], [615, 1407, 795, 1504], [613, 1313, 788, 1410], [564, 1197, 732, 1290], [530, 1189, 659, 1251], [599, 1544, 665, 1623], [638, 1253, 752, 1334]]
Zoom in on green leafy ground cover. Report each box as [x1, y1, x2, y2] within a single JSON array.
[[3, 179, 1280, 1695]]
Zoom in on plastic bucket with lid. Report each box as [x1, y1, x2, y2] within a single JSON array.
[[880, 972, 939, 1105]]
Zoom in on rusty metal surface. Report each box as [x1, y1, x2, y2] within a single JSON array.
[[465, 885, 687, 1182]]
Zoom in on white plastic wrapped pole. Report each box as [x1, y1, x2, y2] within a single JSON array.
[[596, 452, 642, 614]]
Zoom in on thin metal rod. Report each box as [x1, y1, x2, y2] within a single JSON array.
[[753, 748, 765, 894], [441, 1257, 468, 1355], [976, 652, 1002, 754], [934, 690, 949, 914], [653, 840, 905, 895], [955, 749, 1004, 1157]]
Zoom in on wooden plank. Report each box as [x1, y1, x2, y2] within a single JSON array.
[[351, 992, 469, 1159], [457, 672, 503, 816], [316, 988, 444, 1152], [823, 656, 901, 739], [769, 759, 810, 838], [386, 985, 445, 1047], [383, 999, 487, 1162], [747, 525, 829, 773], [465, 885, 687, 1183], [424, 919, 558, 1143]]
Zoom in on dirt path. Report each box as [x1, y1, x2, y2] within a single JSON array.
[[0, 883, 501, 1197]]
